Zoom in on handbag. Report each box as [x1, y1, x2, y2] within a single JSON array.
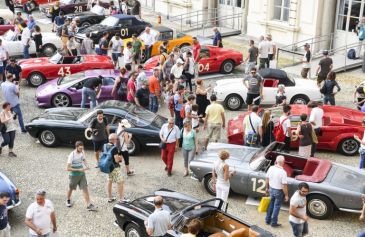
[[245, 115, 259, 145], [159, 127, 173, 149], [0, 122, 6, 133], [310, 126, 318, 144], [258, 197, 271, 212]]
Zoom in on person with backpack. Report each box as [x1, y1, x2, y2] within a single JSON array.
[[112, 67, 129, 101], [66, 141, 97, 211], [275, 105, 292, 153], [242, 105, 262, 147], [88, 110, 109, 167], [174, 84, 185, 129], [116, 119, 135, 176], [81, 76, 103, 108], [321, 71, 341, 106]]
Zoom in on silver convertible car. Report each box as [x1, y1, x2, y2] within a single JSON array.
[[190, 142, 365, 220]]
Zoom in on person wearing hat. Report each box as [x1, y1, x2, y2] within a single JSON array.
[[25, 190, 57, 237], [116, 119, 135, 176], [301, 43, 311, 79], [135, 80, 150, 109], [315, 50, 333, 86], [354, 119, 365, 169], [171, 58, 185, 81], [275, 84, 286, 106]]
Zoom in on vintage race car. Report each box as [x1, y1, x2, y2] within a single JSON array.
[[228, 104, 365, 156], [113, 189, 273, 237], [68, 5, 107, 28], [190, 142, 365, 220], [214, 68, 322, 110], [75, 14, 152, 44], [39, 0, 110, 17], [0, 11, 15, 36], [144, 45, 243, 75], [0, 171, 21, 210], [1, 30, 63, 58], [25, 101, 166, 155], [19, 53, 115, 87], [14, 0, 58, 8], [36, 69, 119, 107]]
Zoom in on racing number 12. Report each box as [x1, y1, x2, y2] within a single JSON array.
[[58, 67, 71, 77], [251, 177, 266, 194]]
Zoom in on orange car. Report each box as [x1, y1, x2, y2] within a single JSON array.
[[124, 26, 193, 61]]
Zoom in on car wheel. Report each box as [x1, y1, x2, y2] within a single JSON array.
[[52, 93, 71, 107], [42, 44, 57, 57], [127, 137, 140, 156], [125, 223, 143, 237], [290, 95, 310, 104], [30, 1, 37, 9], [225, 94, 243, 111], [307, 194, 334, 220], [81, 21, 91, 27], [220, 60, 234, 74], [39, 130, 57, 147], [140, 50, 147, 63], [203, 174, 216, 196], [338, 138, 359, 156], [28, 72, 46, 87]]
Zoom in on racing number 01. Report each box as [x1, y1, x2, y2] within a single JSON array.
[[120, 28, 129, 37], [58, 67, 71, 77], [251, 177, 266, 194]]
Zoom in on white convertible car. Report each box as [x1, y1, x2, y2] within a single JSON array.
[[1, 30, 63, 58], [214, 68, 322, 110]]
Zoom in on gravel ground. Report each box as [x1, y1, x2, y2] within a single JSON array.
[[0, 5, 364, 237]]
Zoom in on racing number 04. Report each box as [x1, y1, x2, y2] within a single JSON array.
[[198, 63, 210, 73], [251, 177, 266, 194], [58, 67, 71, 77]]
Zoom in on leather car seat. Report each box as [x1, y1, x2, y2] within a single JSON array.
[[229, 228, 248, 237]]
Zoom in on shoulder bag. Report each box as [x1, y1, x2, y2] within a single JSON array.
[[159, 127, 173, 149], [246, 114, 259, 145]]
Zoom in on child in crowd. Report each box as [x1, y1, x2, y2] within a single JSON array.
[[275, 84, 287, 106]]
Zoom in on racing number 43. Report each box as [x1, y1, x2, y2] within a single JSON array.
[[58, 67, 71, 77], [251, 177, 266, 194]]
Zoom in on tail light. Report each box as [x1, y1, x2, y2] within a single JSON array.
[[15, 188, 20, 198]]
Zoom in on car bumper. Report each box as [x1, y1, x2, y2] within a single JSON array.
[[35, 94, 51, 107], [7, 199, 21, 210], [339, 207, 362, 214]]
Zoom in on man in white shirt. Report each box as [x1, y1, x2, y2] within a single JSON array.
[[0, 39, 9, 82], [109, 33, 124, 68], [21, 22, 31, 59], [308, 101, 323, 157], [25, 190, 57, 237], [258, 35, 270, 69], [280, 105, 292, 153], [242, 105, 262, 147], [289, 182, 309, 237], [267, 34, 276, 68], [123, 42, 133, 66], [139, 27, 155, 59], [265, 155, 289, 227], [136, 64, 147, 90]]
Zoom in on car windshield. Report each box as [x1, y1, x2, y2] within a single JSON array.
[[145, 196, 194, 214], [100, 16, 119, 27], [49, 53, 63, 64], [60, 0, 72, 4], [331, 166, 365, 193], [57, 72, 85, 85], [126, 106, 161, 127], [90, 5, 104, 15]]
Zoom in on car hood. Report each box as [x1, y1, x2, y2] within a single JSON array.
[[215, 78, 242, 88], [18, 57, 50, 67], [0, 172, 15, 194], [77, 24, 113, 34], [33, 108, 87, 122]]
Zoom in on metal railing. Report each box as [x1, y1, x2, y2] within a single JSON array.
[[169, 8, 219, 32]]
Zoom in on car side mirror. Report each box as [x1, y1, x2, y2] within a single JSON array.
[[68, 87, 77, 92]]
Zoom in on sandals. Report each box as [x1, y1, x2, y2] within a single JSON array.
[[108, 198, 116, 203]]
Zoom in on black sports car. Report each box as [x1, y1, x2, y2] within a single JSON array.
[[25, 101, 166, 155], [68, 6, 106, 28], [75, 14, 152, 44], [113, 189, 273, 237]]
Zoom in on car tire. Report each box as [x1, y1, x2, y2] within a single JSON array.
[[81, 21, 91, 27], [28, 72, 46, 87], [52, 93, 72, 107], [140, 50, 147, 63], [30, 1, 37, 9], [127, 137, 140, 156], [42, 44, 57, 57], [39, 130, 57, 147], [203, 174, 216, 196], [220, 60, 235, 74], [307, 194, 334, 220], [338, 137, 359, 156], [290, 94, 310, 104], [125, 223, 143, 237], [225, 94, 243, 111]]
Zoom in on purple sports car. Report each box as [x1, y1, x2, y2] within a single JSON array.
[[36, 69, 119, 108]]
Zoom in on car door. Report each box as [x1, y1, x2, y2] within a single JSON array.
[[262, 79, 279, 105], [248, 170, 268, 198], [197, 48, 217, 74], [67, 79, 85, 106], [118, 19, 133, 38], [71, 0, 87, 14], [98, 77, 115, 102]]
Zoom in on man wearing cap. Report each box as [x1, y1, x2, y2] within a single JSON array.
[[146, 196, 171, 236], [301, 43, 311, 79], [316, 50, 333, 86], [170, 58, 185, 80], [148, 68, 161, 113], [25, 190, 57, 237], [213, 27, 223, 48], [139, 27, 155, 60]]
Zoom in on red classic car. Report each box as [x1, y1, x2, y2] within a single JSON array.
[[19, 53, 114, 87], [227, 105, 365, 156], [144, 45, 243, 74], [14, 0, 58, 8]]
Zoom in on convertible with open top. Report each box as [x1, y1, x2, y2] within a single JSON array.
[[190, 142, 365, 220]]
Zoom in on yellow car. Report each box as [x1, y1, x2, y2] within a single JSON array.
[[124, 26, 193, 61]]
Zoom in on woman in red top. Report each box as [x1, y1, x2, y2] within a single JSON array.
[[127, 73, 137, 103]]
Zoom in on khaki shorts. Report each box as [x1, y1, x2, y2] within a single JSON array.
[[61, 36, 68, 46], [108, 167, 123, 183], [69, 175, 88, 190], [0, 224, 11, 237], [207, 123, 222, 142]]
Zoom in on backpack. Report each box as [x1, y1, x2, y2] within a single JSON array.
[[347, 48, 356, 59], [180, 104, 186, 119], [319, 83, 327, 94], [273, 117, 288, 142], [99, 143, 116, 174], [117, 77, 128, 97]]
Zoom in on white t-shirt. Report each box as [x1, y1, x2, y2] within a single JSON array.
[[268, 40, 276, 54], [258, 40, 270, 58], [26, 199, 54, 236], [309, 107, 324, 129], [266, 165, 288, 189], [191, 110, 199, 128], [279, 115, 291, 137], [123, 47, 133, 64], [243, 112, 262, 135], [110, 36, 124, 53], [21, 27, 31, 46], [289, 190, 307, 224], [170, 64, 183, 79], [159, 123, 180, 143], [140, 32, 155, 46], [67, 150, 85, 166]]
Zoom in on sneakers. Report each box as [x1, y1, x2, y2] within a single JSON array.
[[167, 172, 172, 177], [127, 171, 135, 176], [108, 197, 116, 203], [66, 200, 72, 207], [86, 204, 98, 211], [8, 152, 17, 157]]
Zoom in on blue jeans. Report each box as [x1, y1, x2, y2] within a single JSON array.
[[360, 152, 365, 169], [12, 104, 26, 132], [323, 94, 335, 105], [81, 87, 97, 108], [265, 188, 284, 225], [1, 130, 15, 149], [23, 45, 30, 59], [149, 94, 158, 113], [145, 45, 152, 59], [358, 230, 365, 237], [290, 221, 308, 237]]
